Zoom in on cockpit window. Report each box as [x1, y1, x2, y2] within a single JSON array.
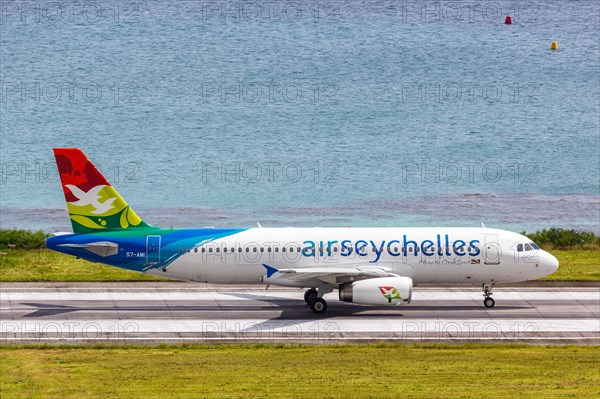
[[518, 242, 540, 252]]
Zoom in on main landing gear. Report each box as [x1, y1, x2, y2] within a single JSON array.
[[304, 288, 317, 304], [304, 288, 330, 314], [483, 283, 495, 308]]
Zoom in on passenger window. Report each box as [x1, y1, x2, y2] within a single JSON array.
[[282, 247, 286, 252], [253, 247, 257, 253], [194, 248, 198, 253]]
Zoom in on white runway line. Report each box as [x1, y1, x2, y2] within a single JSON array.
[[2, 319, 598, 333], [2, 318, 598, 344]]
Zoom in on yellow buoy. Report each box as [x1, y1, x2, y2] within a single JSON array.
[[551, 41, 558, 50]]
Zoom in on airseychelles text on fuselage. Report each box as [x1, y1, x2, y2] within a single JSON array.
[[48, 230, 484, 270], [301, 234, 480, 263]]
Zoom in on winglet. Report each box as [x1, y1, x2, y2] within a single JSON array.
[[262, 264, 279, 278], [481, 222, 486, 228]]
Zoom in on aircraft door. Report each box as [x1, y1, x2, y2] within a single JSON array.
[[483, 234, 501, 265], [146, 235, 161, 266]]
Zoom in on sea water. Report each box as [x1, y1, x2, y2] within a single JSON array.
[[1, 0, 598, 232]]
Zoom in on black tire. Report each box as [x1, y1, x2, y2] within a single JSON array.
[[484, 297, 495, 308], [304, 289, 318, 304], [310, 298, 327, 313]]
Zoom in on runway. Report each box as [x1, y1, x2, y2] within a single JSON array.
[[1, 283, 598, 345]]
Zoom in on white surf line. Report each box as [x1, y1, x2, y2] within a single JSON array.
[[2, 290, 599, 302]]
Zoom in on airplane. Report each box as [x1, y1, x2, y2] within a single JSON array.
[[45, 148, 560, 313]]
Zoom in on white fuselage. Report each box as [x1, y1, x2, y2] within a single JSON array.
[[149, 227, 559, 286]]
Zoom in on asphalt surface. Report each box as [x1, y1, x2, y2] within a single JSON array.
[[1, 283, 598, 345]]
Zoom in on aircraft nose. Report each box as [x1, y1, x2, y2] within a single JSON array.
[[544, 251, 559, 275]]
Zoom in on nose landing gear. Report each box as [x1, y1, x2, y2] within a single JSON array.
[[483, 283, 495, 308]]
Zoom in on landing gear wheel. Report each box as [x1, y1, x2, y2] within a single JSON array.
[[484, 297, 495, 308], [304, 289, 318, 304], [310, 298, 327, 313], [482, 283, 495, 308]]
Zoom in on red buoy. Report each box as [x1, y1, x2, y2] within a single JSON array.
[[505, 15, 512, 24]]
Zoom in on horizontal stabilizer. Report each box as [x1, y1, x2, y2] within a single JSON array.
[[59, 241, 119, 257]]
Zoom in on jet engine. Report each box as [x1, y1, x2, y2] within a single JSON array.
[[339, 276, 413, 306]]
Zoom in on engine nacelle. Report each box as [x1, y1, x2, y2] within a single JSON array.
[[339, 277, 413, 306]]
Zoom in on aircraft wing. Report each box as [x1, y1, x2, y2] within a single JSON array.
[[263, 264, 397, 285]]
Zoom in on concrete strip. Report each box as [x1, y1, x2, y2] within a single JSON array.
[[1, 284, 598, 345]]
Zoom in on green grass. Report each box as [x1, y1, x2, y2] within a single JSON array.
[[0, 248, 598, 281], [0, 249, 168, 282], [542, 250, 600, 281], [1, 344, 598, 398]]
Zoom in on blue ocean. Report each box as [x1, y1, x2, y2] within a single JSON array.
[[1, 0, 599, 233]]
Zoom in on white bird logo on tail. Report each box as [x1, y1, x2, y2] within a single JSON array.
[[66, 184, 117, 215]]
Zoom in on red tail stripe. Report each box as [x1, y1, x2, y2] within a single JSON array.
[[53, 148, 111, 201]]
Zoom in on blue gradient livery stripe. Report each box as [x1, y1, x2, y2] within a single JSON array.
[[45, 228, 247, 271]]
